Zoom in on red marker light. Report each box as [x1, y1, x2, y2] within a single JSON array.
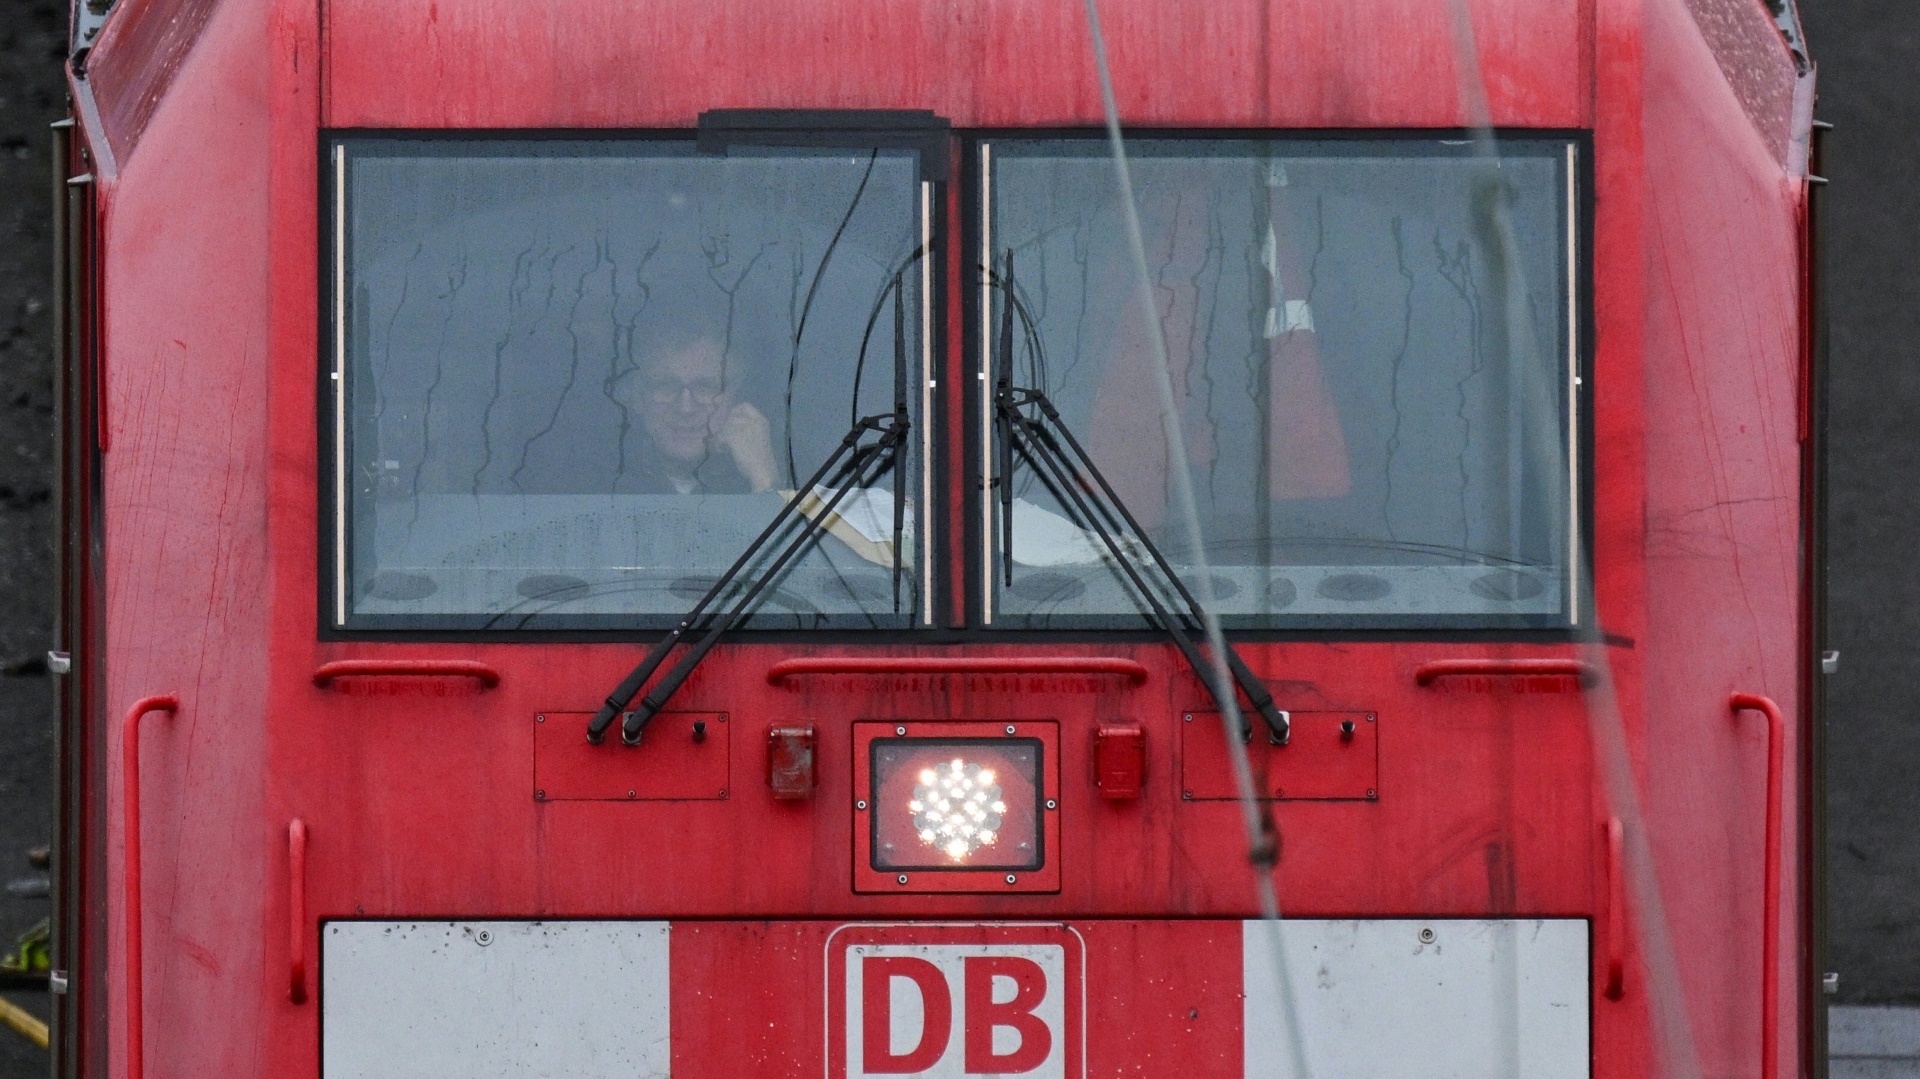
[[1092, 723, 1146, 799], [766, 724, 816, 799]]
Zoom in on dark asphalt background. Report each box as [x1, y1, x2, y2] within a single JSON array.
[[0, 0, 1910, 1073]]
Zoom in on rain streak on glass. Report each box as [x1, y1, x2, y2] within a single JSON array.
[[334, 140, 926, 630], [984, 139, 1575, 630]]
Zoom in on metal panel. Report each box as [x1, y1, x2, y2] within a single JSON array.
[[322, 921, 671, 1079], [1242, 919, 1589, 1078]]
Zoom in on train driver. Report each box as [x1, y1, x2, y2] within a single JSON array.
[[611, 325, 780, 496]]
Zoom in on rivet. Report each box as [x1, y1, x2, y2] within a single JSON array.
[[1005, 725, 1016, 735], [1366, 789, 1376, 799], [1045, 799, 1057, 810], [1367, 714, 1376, 722], [475, 930, 493, 946], [897, 874, 909, 885], [627, 790, 637, 799], [1419, 927, 1435, 944], [896, 726, 907, 736], [1184, 714, 1193, 722], [856, 799, 869, 810], [1005, 874, 1018, 885], [718, 789, 728, 799], [534, 790, 546, 801], [1183, 790, 1193, 800], [536, 715, 545, 723]]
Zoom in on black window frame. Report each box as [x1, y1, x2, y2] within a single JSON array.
[[958, 127, 1595, 640], [317, 125, 952, 641]]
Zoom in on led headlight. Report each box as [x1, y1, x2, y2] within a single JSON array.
[[909, 759, 1009, 862]]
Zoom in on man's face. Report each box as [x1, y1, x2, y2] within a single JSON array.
[[629, 338, 731, 466]]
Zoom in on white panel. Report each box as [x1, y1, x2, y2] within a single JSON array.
[[323, 921, 671, 1079], [1243, 919, 1588, 1079]]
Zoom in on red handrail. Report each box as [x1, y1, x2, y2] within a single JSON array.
[[287, 820, 309, 1004], [123, 694, 178, 1079], [1604, 816, 1625, 1000], [311, 659, 500, 689], [1413, 657, 1598, 687], [765, 656, 1150, 685], [1730, 692, 1785, 1079]]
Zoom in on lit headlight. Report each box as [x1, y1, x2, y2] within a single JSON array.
[[908, 759, 1009, 862]]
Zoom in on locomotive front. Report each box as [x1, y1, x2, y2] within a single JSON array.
[[48, 0, 1821, 1076]]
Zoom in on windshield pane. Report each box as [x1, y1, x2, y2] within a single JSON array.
[[983, 138, 1577, 629], [332, 139, 928, 630]]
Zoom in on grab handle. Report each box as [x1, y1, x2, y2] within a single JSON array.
[[766, 656, 1149, 685], [1604, 816, 1625, 1000], [287, 820, 309, 1004], [1414, 658, 1598, 687], [1730, 692, 1785, 1079], [123, 695, 179, 1079], [312, 659, 500, 689]]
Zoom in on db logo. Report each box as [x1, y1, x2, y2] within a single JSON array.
[[827, 924, 1085, 1078]]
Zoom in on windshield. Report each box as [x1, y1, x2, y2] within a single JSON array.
[[329, 138, 930, 631], [981, 137, 1578, 629]]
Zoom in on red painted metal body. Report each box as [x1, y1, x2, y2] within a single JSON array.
[[52, 0, 1818, 1075]]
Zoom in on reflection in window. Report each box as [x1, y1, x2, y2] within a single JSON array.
[[984, 139, 1577, 628], [331, 139, 927, 630]]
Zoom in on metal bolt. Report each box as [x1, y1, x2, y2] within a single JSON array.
[[1005, 725, 1016, 735], [1005, 874, 1018, 885], [536, 714, 545, 723], [534, 790, 546, 801], [896, 726, 907, 736], [1045, 799, 1057, 810], [856, 800, 868, 810], [475, 929, 493, 946], [718, 789, 728, 799], [897, 874, 909, 885], [627, 790, 637, 799], [1183, 790, 1193, 800], [1418, 927, 1435, 944], [1367, 714, 1376, 722], [1184, 714, 1193, 722], [1366, 789, 1376, 799]]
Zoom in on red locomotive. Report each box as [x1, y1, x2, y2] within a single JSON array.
[[44, 0, 1823, 1075]]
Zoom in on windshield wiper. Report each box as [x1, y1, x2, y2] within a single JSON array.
[[586, 279, 915, 747], [990, 258, 1289, 744]]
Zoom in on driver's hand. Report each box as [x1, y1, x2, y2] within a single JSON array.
[[714, 401, 778, 492]]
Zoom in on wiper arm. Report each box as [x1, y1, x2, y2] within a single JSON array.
[[990, 267, 1288, 745], [585, 410, 909, 746], [589, 260, 923, 748]]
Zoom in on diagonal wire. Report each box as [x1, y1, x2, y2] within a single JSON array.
[[1079, 2, 1312, 1075], [1444, 3, 1703, 1076]]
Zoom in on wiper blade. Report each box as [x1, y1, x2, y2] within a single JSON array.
[[991, 263, 1288, 745]]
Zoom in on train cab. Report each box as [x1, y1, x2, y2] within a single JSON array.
[[47, 0, 1822, 1075]]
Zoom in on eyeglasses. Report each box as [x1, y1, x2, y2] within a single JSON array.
[[633, 376, 727, 407]]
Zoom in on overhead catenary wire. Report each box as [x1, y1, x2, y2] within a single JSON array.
[[1443, 2, 1703, 1076], [1078, 2, 1313, 1076]]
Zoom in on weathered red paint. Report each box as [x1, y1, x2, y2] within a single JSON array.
[[57, 0, 1816, 1075]]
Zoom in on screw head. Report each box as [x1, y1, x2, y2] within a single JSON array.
[[1045, 799, 1057, 810], [534, 790, 546, 801], [1183, 790, 1193, 800], [627, 790, 637, 799], [475, 929, 493, 946], [718, 789, 728, 799], [536, 715, 545, 723], [855, 799, 868, 810], [1366, 789, 1376, 799], [1005, 725, 1016, 735], [897, 874, 909, 885], [1005, 874, 1018, 885], [1184, 714, 1193, 722], [1419, 927, 1436, 944], [895, 725, 907, 736]]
